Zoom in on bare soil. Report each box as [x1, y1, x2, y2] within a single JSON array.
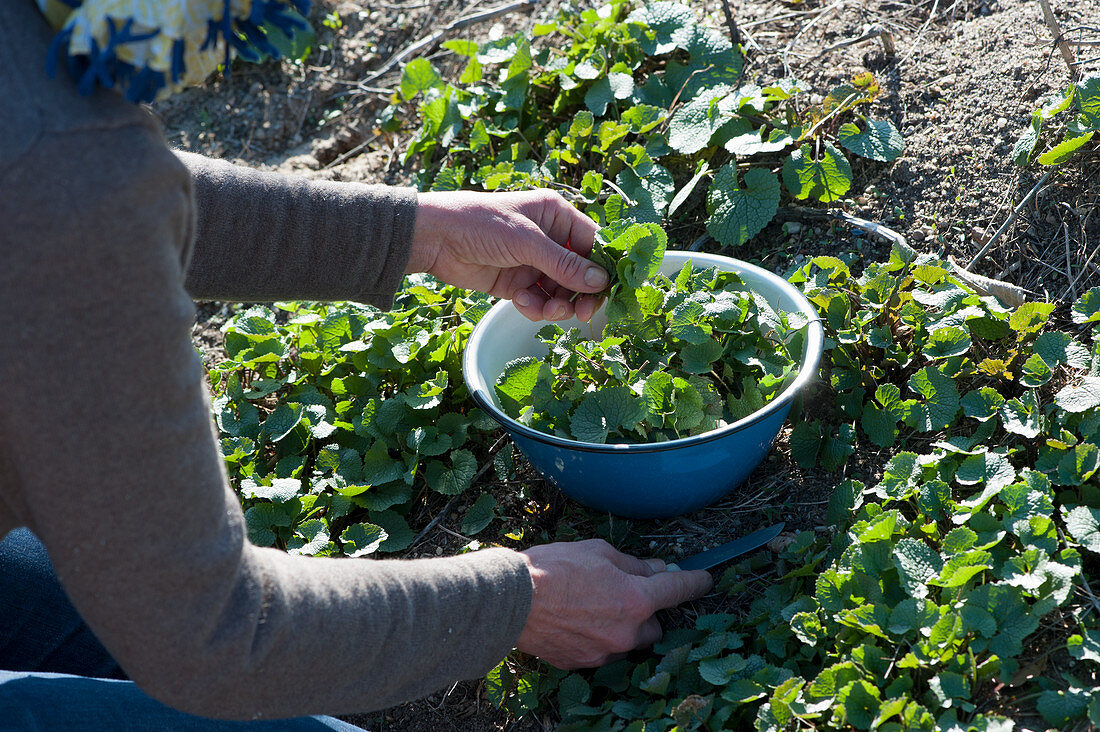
[[155, 0, 1100, 728]]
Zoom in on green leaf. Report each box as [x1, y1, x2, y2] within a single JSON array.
[[1001, 391, 1041, 438], [287, 519, 333, 556], [495, 357, 543, 414], [570, 387, 646, 443], [360, 441, 405, 486], [627, 1, 695, 55], [837, 680, 881, 729], [698, 654, 746, 685], [962, 387, 1005, 422], [1067, 626, 1100, 663], [1078, 73, 1100, 129], [667, 86, 732, 155], [1064, 505, 1100, 552], [1036, 688, 1091, 725], [1037, 131, 1094, 165], [956, 449, 1016, 490], [827, 479, 865, 524], [907, 366, 960, 429], [1055, 376, 1100, 413], [838, 118, 904, 162], [706, 166, 781, 247], [263, 404, 304, 442], [782, 143, 853, 203], [1008, 302, 1055, 335], [584, 71, 634, 116], [1033, 331, 1090, 368], [892, 538, 942, 598], [1019, 352, 1052, 387], [928, 672, 971, 705], [860, 404, 897, 447], [461, 493, 498, 535], [340, 522, 387, 557], [1012, 112, 1042, 165], [1071, 287, 1100, 324], [400, 58, 443, 100], [925, 326, 971, 359], [426, 449, 478, 495], [933, 549, 993, 588], [372, 510, 415, 552]]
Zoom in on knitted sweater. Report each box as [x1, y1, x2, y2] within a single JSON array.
[[0, 0, 532, 720]]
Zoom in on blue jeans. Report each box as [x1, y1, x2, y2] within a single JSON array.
[[0, 528, 363, 731]]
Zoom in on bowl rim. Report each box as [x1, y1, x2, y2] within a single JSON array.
[[462, 250, 825, 454]]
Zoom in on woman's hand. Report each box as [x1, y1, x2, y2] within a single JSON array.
[[515, 540, 713, 669], [408, 189, 606, 322]]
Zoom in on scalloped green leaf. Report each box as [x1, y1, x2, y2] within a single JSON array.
[[1013, 112, 1043, 166], [426, 449, 478, 495], [461, 492, 498, 536], [400, 58, 443, 100], [340, 522, 387, 557], [627, 1, 695, 55], [838, 118, 904, 162], [1071, 287, 1100, 324], [782, 143, 853, 203], [925, 326, 971, 359], [1055, 376, 1100, 413], [1001, 391, 1041, 438], [1065, 505, 1100, 552], [908, 366, 960, 430], [706, 165, 781, 247], [1076, 73, 1100, 129], [962, 387, 1005, 422], [1067, 626, 1100, 663], [667, 86, 733, 155]]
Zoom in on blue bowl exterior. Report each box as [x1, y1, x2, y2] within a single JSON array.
[[507, 403, 792, 519]]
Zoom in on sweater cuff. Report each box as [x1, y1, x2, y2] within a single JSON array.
[[454, 547, 535, 678], [344, 182, 416, 310]]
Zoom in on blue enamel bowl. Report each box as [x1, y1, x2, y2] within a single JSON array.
[[462, 251, 824, 519]]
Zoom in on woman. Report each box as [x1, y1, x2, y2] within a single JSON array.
[[0, 1, 711, 728]]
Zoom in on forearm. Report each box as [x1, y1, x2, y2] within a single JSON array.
[[178, 151, 417, 308]]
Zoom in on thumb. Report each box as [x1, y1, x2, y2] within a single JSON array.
[[642, 569, 713, 611], [522, 235, 609, 294]]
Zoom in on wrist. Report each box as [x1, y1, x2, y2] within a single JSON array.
[[407, 192, 444, 274]]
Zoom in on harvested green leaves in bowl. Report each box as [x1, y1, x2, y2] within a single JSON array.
[[494, 222, 807, 444]]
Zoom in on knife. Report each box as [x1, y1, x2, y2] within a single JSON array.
[[666, 522, 786, 572]]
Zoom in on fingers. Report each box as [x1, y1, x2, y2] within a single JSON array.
[[636, 616, 662, 648], [528, 189, 599, 256], [642, 568, 714, 611], [523, 243, 608, 296], [512, 287, 578, 322]]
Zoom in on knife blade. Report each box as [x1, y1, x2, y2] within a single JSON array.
[[666, 522, 786, 572]]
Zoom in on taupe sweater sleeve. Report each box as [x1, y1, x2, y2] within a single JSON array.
[[0, 0, 532, 720], [177, 151, 416, 308]]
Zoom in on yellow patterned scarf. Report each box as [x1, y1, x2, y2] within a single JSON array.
[[37, 0, 312, 102]]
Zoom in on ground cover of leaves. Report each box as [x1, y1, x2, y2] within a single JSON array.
[[157, 0, 1100, 729]]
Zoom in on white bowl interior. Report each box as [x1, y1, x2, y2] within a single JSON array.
[[466, 250, 820, 417]]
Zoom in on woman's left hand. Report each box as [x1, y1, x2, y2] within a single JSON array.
[[407, 189, 606, 322]]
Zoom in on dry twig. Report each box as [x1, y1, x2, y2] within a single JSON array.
[[1038, 0, 1079, 78], [358, 0, 539, 88], [965, 171, 1054, 270]]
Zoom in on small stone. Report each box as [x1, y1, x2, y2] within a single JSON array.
[[910, 230, 926, 242], [783, 221, 803, 235]]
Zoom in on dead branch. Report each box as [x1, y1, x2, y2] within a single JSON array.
[[358, 0, 539, 88], [1038, 0, 1079, 79], [965, 170, 1054, 271]]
